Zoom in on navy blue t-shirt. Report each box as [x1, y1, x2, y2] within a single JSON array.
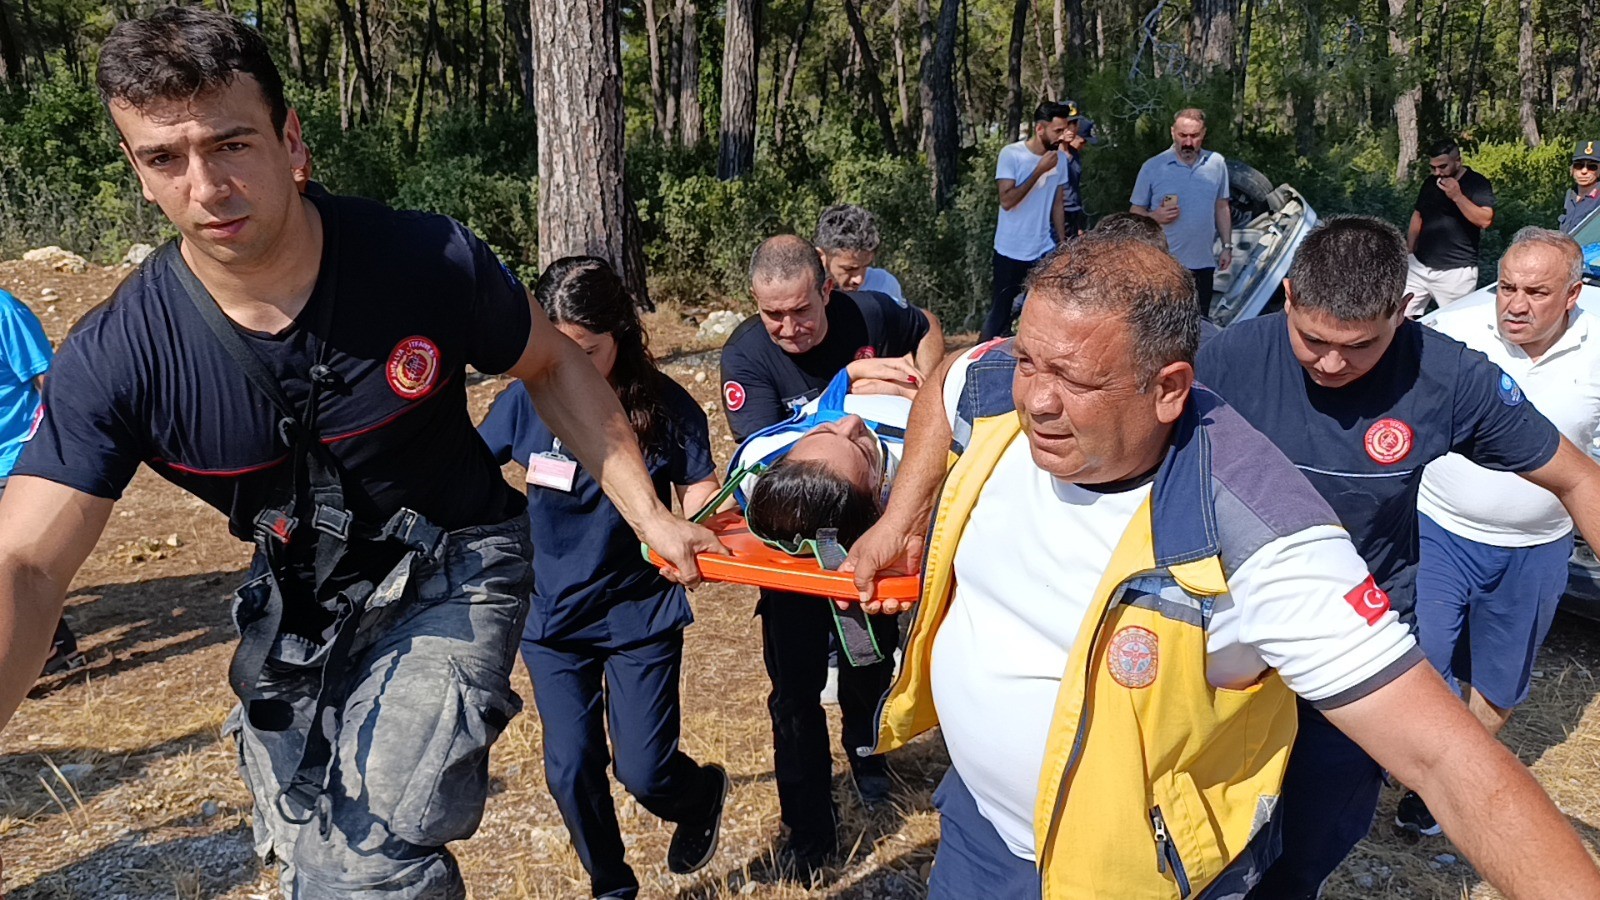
[[17, 192, 532, 580], [719, 289, 929, 441], [1196, 313, 1560, 618], [478, 375, 714, 645]]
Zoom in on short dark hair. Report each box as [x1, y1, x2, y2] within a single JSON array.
[[1033, 101, 1069, 124], [1285, 216, 1408, 321], [815, 205, 882, 255], [1024, 234, 1199, 385], [1092, 212, 1169, 252], [98, 7, 289, 137], [1426, 138, 1460, 159], [745, 457, 882, 548], [750, 234, 829, 293]]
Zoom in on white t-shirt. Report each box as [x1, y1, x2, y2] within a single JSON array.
[[929, 352, 1418, 861], [860, 268, 906, 304], [993, 140, 1067, 261], [1419, 306, 1600, 546]]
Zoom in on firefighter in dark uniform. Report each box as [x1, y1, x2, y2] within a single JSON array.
[[0, 9, 719, 899]]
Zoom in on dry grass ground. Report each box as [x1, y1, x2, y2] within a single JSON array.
[[2, 259, 1599, 898]]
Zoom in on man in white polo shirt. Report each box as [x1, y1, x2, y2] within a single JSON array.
[[981, 101, 1074, 341], [1399, 227, 1600, 836]]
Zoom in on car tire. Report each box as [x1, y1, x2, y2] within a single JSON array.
[[1227, 159, 1275, 229]]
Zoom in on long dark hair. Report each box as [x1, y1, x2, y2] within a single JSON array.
[[745, 457, 883, 547], [536, 257, 670, 451]]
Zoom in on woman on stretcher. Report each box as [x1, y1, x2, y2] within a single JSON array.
[[728, 364, 913, 559]]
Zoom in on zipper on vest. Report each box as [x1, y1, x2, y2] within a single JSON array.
[[1038, 573, 1153, 893], [1150, 806, 1192, 898]]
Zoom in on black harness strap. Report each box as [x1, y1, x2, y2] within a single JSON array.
[[167, 221, 449, 826]]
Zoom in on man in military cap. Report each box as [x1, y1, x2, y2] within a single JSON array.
[[1560, 139, 1600, 234]]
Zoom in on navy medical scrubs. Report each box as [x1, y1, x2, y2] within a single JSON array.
[[478, 376, 718, 899]]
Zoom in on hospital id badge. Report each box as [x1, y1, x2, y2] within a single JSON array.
[[527, 451, 577, 492]]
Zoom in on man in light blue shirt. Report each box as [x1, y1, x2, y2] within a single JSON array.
[[0, 290, 76, 675], [1130, 107, 1233, 315]]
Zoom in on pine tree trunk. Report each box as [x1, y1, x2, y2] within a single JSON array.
[[928, 0, 959, 209], [1388, 0, 1419, 181], [338, 34, 351, 130], [1292, 1, 1320, 157], [1052, 0, 1065, 91], [533, 0, 630, 279], [645, 0, 668, 137], [1004, 0, 1028, 140], [677, 0, 704, 146], [1517, 0, 1541, 145], [478, 0, 489, 118], [892, 0, 913, 139], [842, 0, 902, 155], [0, 0, 23, 86], [408, 0, 438, 153], [917, 0, 934, 154], [1189, 0, 1237, 77], [284, 0, 306, 79], [331, 0, 377, 112], [1577, 0, 1594, 113], [717, 0, 758, 179], [504, 0, 534, 109], [773, 0, 815, 150]]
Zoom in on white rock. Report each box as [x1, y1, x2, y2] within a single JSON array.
[[40, 287, 57, 298], [122, 243, 156, 267], [22, 246, 89, 274], [1434, 853, 1457, 866], [201, 799, 220, 818], [41, 762, 94, 783], [693, 370, 707, 383], [1355, 874, 1376, 890], [696, 310, 743, 341]]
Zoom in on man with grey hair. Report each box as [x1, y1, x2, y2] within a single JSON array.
[[814, 204, 906, 303], [1398, 228, 1600, 835], [1130, 107, 1233, 316], [841, 233, 1600, 899], [1190, 215, 1600, 897]]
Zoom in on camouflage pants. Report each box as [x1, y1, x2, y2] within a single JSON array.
[[223, 516, 532, 899]]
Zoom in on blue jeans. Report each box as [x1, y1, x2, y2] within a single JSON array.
[[225, 516, 532, 899], [928, 768, 1040, 900]]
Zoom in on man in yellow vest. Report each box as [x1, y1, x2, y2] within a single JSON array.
[[841, 234, 1600, 898]]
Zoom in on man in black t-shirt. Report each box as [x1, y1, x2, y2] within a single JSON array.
[[0, 11, 721, 899], [1404, 138, 1497, 318], [720, 235, 940, 870]]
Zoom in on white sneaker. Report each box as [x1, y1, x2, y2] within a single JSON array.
[[820, 663, 840, 706]]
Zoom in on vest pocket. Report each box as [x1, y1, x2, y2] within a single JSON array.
[[1149, 806, 1193, 898]]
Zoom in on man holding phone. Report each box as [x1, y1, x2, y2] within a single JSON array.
[[1131, 108, 1232, 316], [1403, 138, 1496, 318]]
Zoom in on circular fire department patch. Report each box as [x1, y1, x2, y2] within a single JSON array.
[[723, 381, 747, 411], [1107, 626, 1159, 689], [853, 346, 878, 361], [1363, 417, 1413, 465], [387, 336, 441, 400]]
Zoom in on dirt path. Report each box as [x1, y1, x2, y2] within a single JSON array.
[[1, 259, 1598, 898]]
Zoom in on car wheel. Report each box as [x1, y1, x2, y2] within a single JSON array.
[[1227, 159, 1275, 230]]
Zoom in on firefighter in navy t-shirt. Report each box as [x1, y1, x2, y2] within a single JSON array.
[[0, 10, 720, 899], [1195, 216, 1600, 899], [719, 234, 940, 872]]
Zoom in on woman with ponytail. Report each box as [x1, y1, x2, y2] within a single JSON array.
[[478, 257, 726, 897]]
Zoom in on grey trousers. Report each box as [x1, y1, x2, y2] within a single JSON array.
[[223, 516, 533, 899]]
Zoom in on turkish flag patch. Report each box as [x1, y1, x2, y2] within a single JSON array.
[[1343, 575, 1391, 626]]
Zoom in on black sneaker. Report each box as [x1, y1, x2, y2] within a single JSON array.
[[854, 771, 893, 808], [776, 837, 836, 886], [1394, 790, 1441, 837], [667, 764, 727, 875]]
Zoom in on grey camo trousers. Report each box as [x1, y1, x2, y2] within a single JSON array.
[[223, 515, 532, 898]]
